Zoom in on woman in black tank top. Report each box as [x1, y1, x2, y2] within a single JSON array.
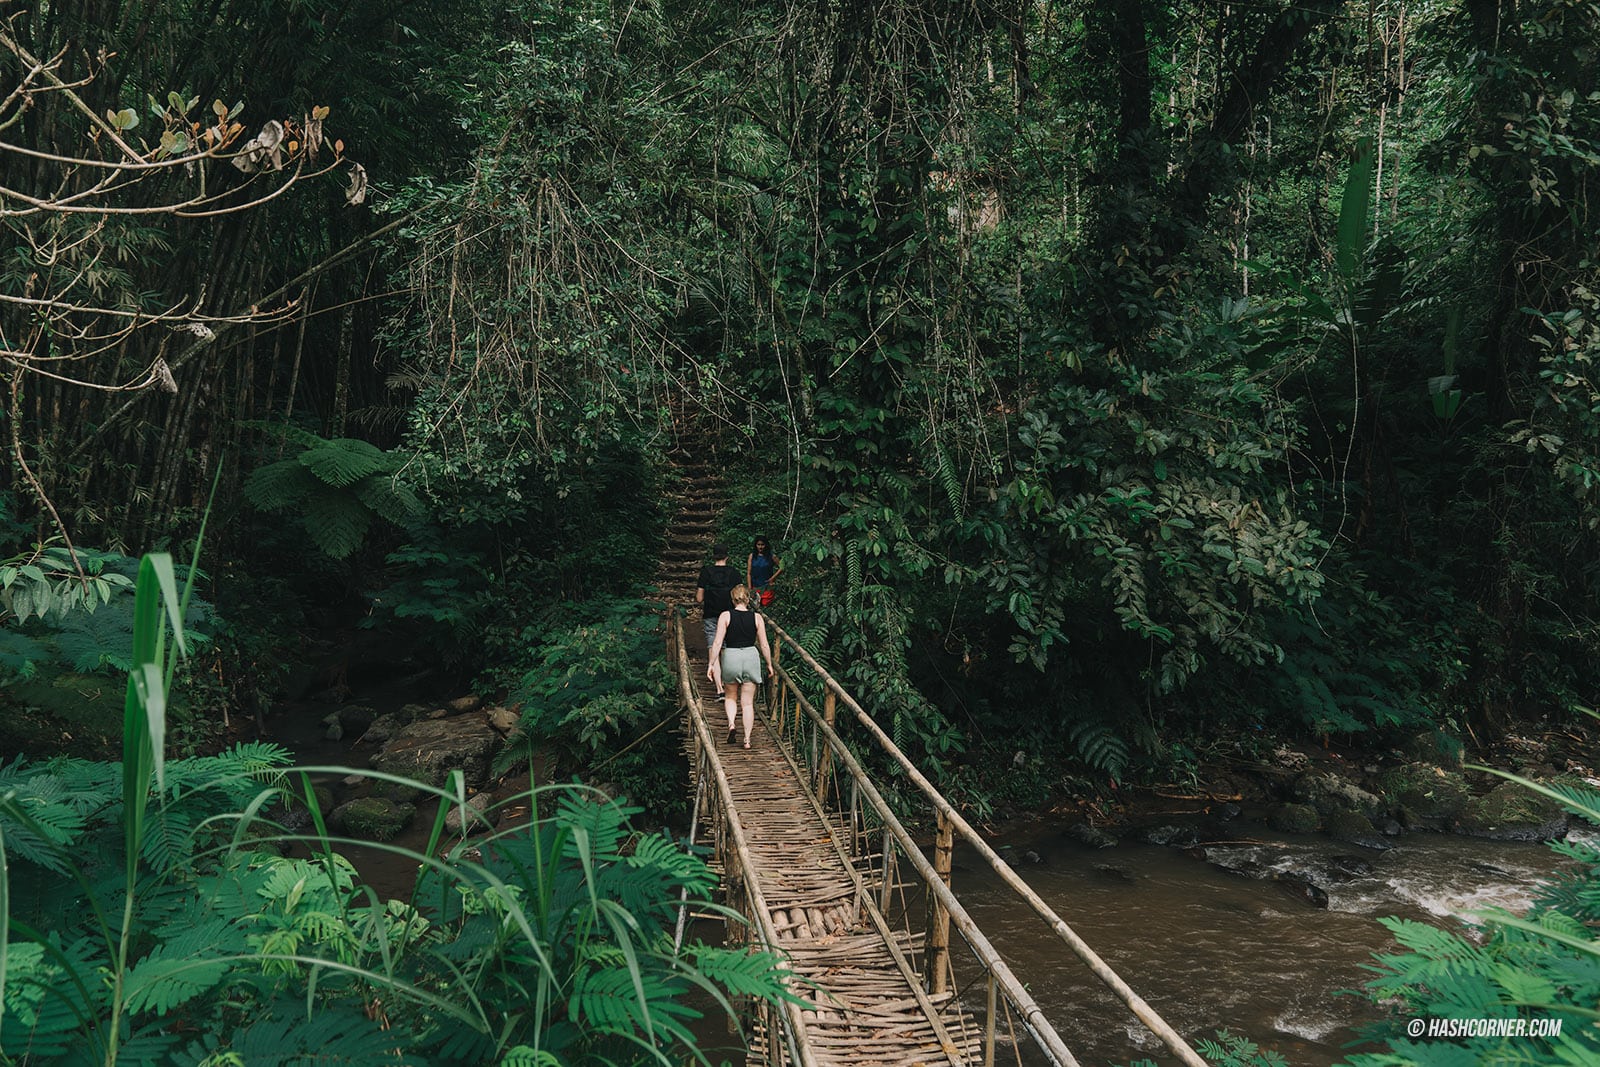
[[706, 584, 774, 749]]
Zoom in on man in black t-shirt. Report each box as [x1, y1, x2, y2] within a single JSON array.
[[695, 543, 740, 656]]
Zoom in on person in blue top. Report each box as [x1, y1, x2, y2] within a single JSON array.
[[745, 536, 782, 608]]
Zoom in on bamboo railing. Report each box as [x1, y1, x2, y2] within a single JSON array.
[[752, 616, 1211, 1067]]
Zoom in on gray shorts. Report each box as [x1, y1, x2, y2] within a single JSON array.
[[720, 646, 763, 685], [703, 618, 719, 654]]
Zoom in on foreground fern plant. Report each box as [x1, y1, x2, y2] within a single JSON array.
[[0, 552, 799, 1065], [1340, 770, 1600, 1066]]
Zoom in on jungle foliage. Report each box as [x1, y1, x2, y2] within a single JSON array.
[[5, 0, 1600, 1062], [1, 0, 1596, 786], [0, 553, 796, 1066]]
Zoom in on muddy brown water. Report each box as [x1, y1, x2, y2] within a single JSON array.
[[949, 826, 1577, 1066]]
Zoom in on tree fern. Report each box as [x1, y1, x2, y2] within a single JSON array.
[[300, 482, 374, 559], [243, 460, 322, 512], [244, 431, 423, 559]]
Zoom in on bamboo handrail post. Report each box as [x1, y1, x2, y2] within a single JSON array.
[[879, 825, 896, 916], [807, 709, 820, 781], [771, 631, 783, 727], [927, 809, 954, 996], [817, 689, 837, 802], [984, 973, 999, 1067], [848, 778, 860, 858], [673, 749, 709, 951]]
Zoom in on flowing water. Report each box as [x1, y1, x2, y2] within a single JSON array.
[[951, 825, 1577, 1066]]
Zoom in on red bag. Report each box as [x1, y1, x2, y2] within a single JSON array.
[[759, 589, 775, 608]]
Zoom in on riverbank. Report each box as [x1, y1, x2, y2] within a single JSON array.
[[1037, 718, 1600, 858]]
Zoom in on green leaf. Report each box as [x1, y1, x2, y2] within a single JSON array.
[[1336, 137, 1374, 282]]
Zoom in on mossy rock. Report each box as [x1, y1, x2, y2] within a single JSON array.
[[1458, 781, 1570, 842], [1268, 803, 1320, 834], [376, 781, 423, 804], [1399, 731, 1465, 769], [1292, 771, 1382, 817], [1325, 809, 1377, 842], [1377, 763, 1469, 822], [338, 704, 377, 731], [331, 797, 415, 842]]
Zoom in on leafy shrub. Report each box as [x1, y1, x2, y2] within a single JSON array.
[[1, 547, 221, 757], [498, 596, 682, 816]]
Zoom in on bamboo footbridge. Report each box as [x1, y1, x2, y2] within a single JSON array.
[[655, 478, 1208, 1067]]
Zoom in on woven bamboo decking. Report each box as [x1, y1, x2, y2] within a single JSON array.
[[697, 674, 983, 1067]]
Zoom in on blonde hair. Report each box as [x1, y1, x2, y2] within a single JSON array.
[[729, 584, 750, 606]]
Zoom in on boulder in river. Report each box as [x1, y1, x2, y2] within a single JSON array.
[[1457, 780, 1570, 842], [444, 792, 495, 833], [1325, 809, 1377, 843], [374, 716, 502, 788], [1065, 823, 1118, 849], [1143, 824, 1200, 847], [1273, 871, 1330, 909], [337, 704, 376, 732], [331, 797, 415, 841], [1327, 855, 1374, 879], [1378, 763, 1469, 824], [1294, 771, 1382, 817], [1268, 803, 1320, 834]]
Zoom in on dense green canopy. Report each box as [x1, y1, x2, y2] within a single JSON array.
[[4, 0, 1598, 811]]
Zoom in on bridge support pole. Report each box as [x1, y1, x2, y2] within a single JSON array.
[[815, 689, 837, 799], [926, 810, 954, 995], [769, 634, 783, 733], [984, 974, 998, 1067]]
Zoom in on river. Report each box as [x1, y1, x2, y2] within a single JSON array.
[[951, 823, 1575, 1066]]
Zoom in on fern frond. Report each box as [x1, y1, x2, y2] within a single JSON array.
[[1066, 720, 1129, 779], [354, 476, 425, 526], [299, 438, 390, 488], [214, 1000, 415, 1066], [243, 460, 321, 513], [121, 937, 231, 1014], [302, 484, 373, 559]]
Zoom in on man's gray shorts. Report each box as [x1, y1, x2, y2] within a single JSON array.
[[703, 617, 718, 655]]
